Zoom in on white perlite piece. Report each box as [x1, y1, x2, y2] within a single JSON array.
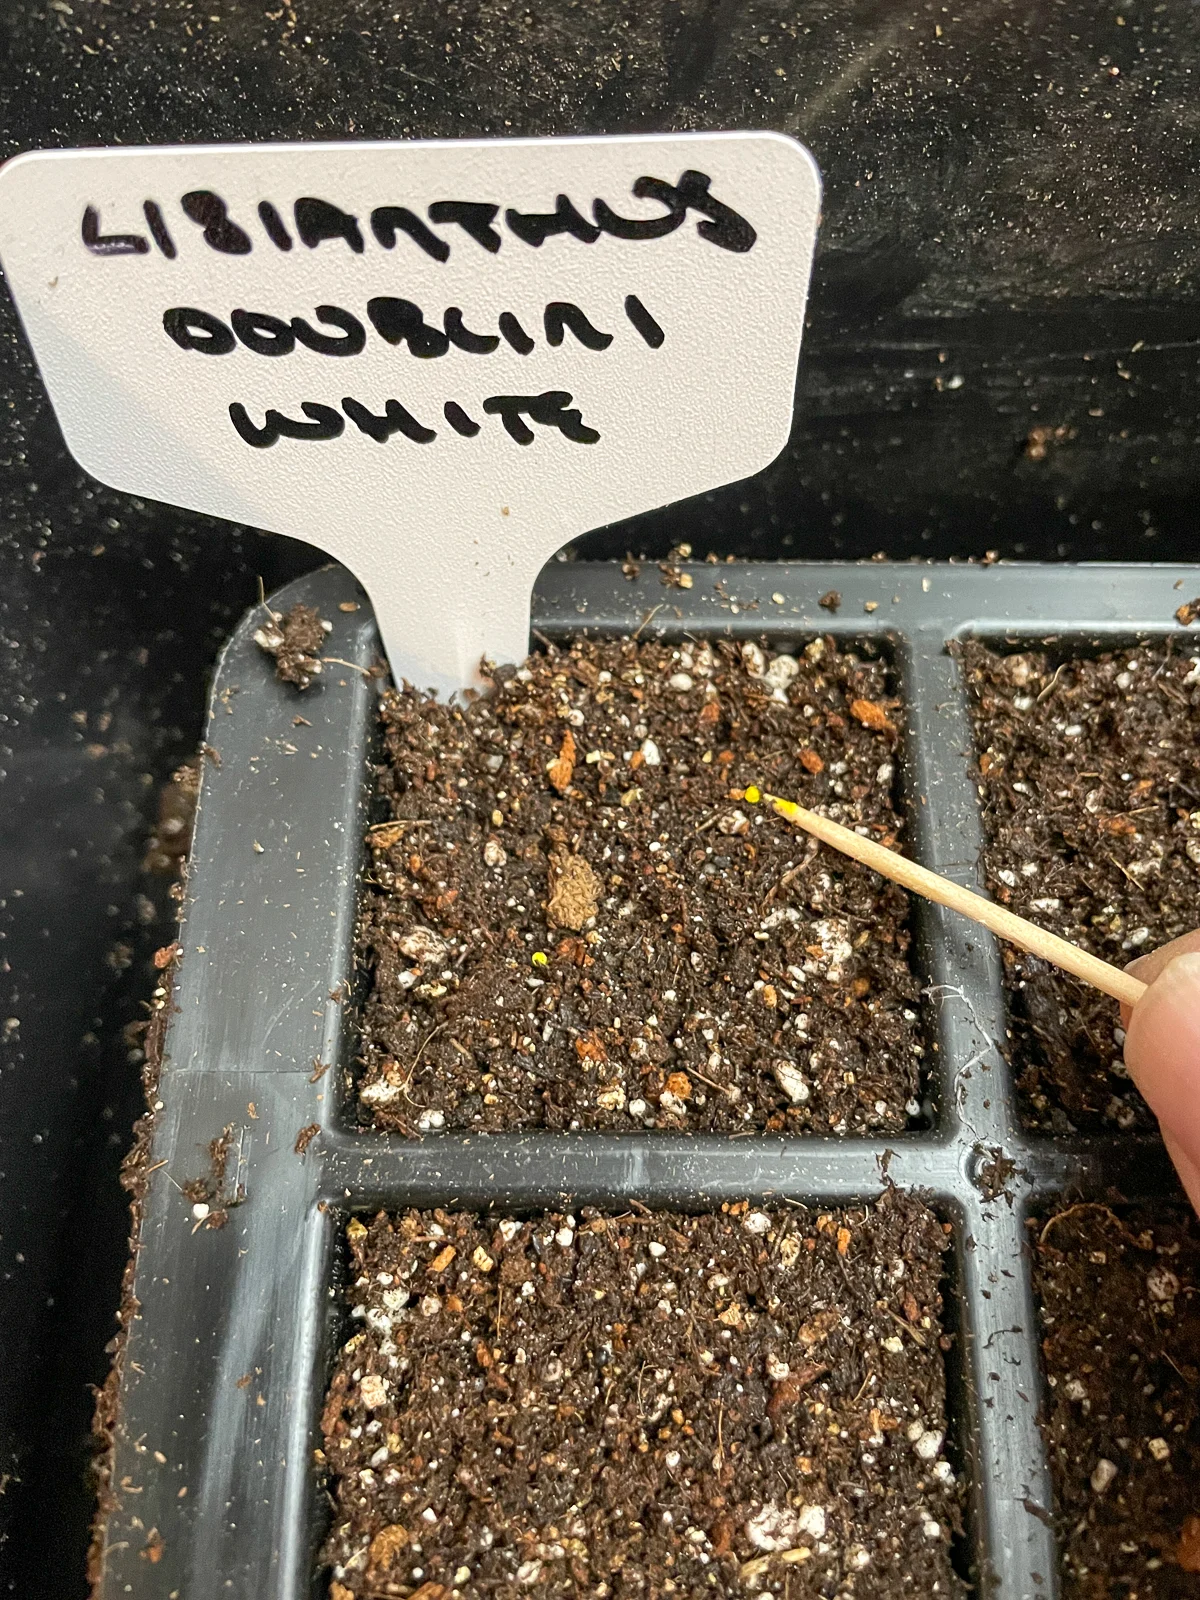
[[1090, 1458, 1118, 1494], [745, 1502, 826, 1553], [913, 1428, 944, 1461], [397, 926, 447, 966], [772, 1058, 810, 1104], [358, 1374, 388, 1409]]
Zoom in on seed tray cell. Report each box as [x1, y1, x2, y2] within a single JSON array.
[[90, 561, 1191, 1600]]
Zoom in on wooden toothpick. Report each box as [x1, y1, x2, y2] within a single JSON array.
[[755, 790, 1147, 1009]]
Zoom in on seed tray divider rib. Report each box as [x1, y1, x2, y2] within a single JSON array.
[[92, 559, 1197, 1600]]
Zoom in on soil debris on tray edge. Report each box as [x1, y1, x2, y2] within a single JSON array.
[[86, 943, 180, 1591], [1034, 1200, 1200, 1597], [255, 600, 332, 690], [957, 638, 1200, 1133], [357, 633, 926, 1136], [321, 1190, 964, 1599]]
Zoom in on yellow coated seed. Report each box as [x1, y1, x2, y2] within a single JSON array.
[[744, 785, 761, 804], [532, 951, 548, 968]]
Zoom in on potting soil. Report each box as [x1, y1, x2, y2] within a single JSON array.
[[357, 636, 923, 1134], [321, 1194, 963, 1597], [959, 641, 1200, 1131], [1034, 1203, 1200, 1597]]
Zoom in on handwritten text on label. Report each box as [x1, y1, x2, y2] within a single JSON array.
[[0, 135, 820, 694]]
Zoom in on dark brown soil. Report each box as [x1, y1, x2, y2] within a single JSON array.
[[357, 636, 924, 1134], [321, 1193, 963, 1599], [254, 600, 331, 689], [1034, 1202, 1200, 1597], [959, 640, 1200, 1131]]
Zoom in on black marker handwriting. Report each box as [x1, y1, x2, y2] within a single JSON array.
[[231, 308, 295, 356], [142, 201, 177, 259], [444, 307, 499, 355], [505, 194, 600, 248], [228, 400, 344, 447], [427, 201, 502, 253], [593, 170, 756, 252], [497, 311, 534, 355], [294, 197, 364, 253], [163, 297, 658, 358], [257, 201, 293, 251], [370, 205, 449, 263], [543, 302, 611, 350], [623, 294, 665, 348], [226, 390, 598, 447], [482, 391, 600, 445], [81, 205, 149, 256], [443, 400, 481, 436], [342, 395, 435, 443], [366, 297, 450, 358], [163, 306, 236, 354], [181, 191, 253, 254], [80, 171, 754, 261], [293, 306, 366, 356]]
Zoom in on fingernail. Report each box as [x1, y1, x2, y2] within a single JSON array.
[[1150, 951, 1200, 1000]]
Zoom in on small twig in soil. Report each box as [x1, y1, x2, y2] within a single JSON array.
[[764, 837, 820, 904], [883, 1306, 926, 1348], [1036, 662, 1069, 703], [1038, 1202, 1125, 1247], [321, 656, 371, 677], [257, 575, 281, 623], [408, 1022, 449, 1076], [1106, 852, 1142, 889], [688, 1067, 736, 1098], [632, 603, 664, 640]]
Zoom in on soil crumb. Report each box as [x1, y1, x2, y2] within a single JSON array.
[[959, 640, 1200, 1131], [143, 758, 201, 874], [254, 601, 331, 689], [1035, 1202, 1200, 1596], [357, 636, 924, 1134], [321, 1194, 963, 1598]]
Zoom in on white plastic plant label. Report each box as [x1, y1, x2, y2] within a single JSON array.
[[0, 133, 820, 695]]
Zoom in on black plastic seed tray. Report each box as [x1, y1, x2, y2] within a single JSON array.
[[90, 559, 1196, 1600]]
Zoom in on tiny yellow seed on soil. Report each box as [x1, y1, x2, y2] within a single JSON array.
[[744, 785, 761, 804], [532, 951, 548, 967]]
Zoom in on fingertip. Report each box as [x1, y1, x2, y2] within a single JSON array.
[[1126, 952, 1200, 1154]]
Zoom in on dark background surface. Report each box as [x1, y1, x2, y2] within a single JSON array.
[[0, 1, 1197, 1592]]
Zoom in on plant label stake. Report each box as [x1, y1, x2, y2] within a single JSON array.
[[0, 133, 820, 696]]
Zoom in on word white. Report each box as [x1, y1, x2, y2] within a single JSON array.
[[231, 389, 599, 449]]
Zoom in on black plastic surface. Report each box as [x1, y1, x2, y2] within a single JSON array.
[[89, 558, 1194, 1600]]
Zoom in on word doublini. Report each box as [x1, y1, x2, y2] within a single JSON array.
[[85, 173, 754, 452]]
